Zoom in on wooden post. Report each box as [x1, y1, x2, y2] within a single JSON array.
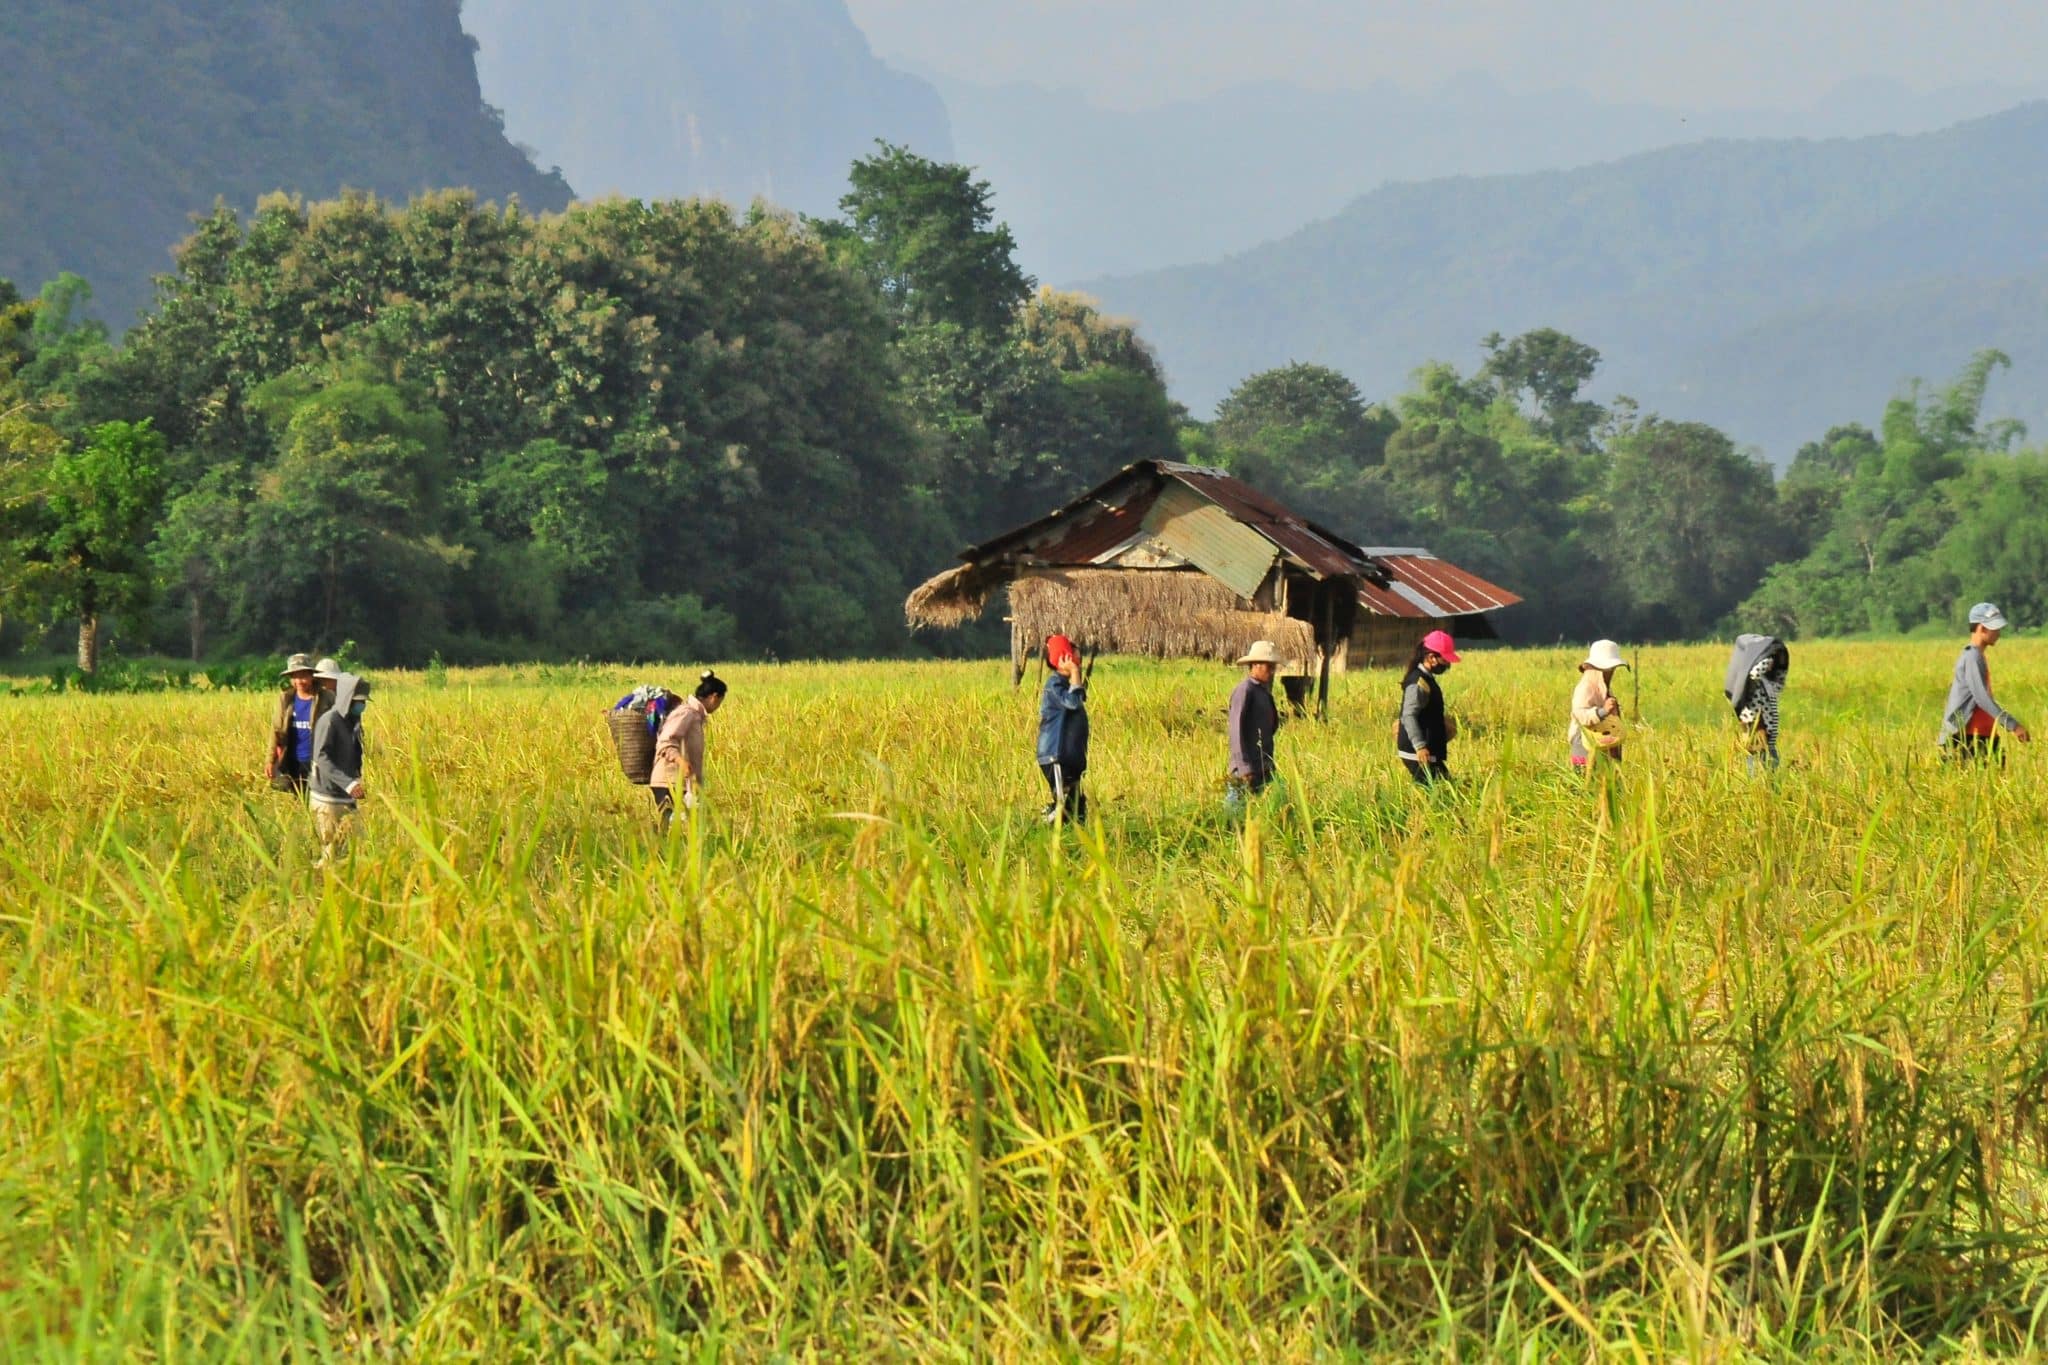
[[1315, 587, 1334, 720]]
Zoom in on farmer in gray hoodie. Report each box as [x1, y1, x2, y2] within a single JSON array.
[[309, 673, 371, 864], [1941, 602, 2031, 764]]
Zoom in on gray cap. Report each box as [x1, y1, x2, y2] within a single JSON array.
[[281, 652, 316, 677], [1969, 602, 2010, 631], [313, 656, 344, 681]]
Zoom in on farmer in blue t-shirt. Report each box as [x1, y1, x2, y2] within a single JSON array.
[[264, 653, 330, 796]]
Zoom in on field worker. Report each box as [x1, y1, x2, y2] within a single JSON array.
[[1725, 634, 1789, 770], [264, 652, 328, 794], [1037, 633, 1089, 823], [1941, 602, 2031, 764], [651, 670, 727, 829], [313, 656, 343, 699], [1226, 640, 1284, 808], [308, 673, 370, 866], [1568, 639, 1629, 771], [1396, 630, 1460, 784]]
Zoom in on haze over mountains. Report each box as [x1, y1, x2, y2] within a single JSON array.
[[1084, 104, 2048, 456], [462, 0, 952, 217], [931, 72, 2047, 283]]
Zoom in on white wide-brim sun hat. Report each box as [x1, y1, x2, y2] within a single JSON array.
[[1583, 639, 1628, 671], [1237, 640, 1284, 666]]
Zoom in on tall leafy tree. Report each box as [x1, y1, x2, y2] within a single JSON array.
[[229, 368, 459, 658], [1601, 417, 1781, 637], [821, 143, 1033, 336], [1479, 328, 1605, 449], [23, 420, 168, 670]]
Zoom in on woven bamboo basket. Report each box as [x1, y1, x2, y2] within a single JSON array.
[[608, 705, 659, 784]]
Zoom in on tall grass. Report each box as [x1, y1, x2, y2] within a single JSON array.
[[4, 642, 2048, 1357]]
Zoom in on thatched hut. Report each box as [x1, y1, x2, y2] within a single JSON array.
[[905, 460, 1519, 711]]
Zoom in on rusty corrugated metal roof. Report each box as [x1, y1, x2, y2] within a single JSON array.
[[1030, 481, 1163, 562], [1166, 463, 1377, 579], [1356, 549, 1523, 619], [948, 461, 1517, 623]]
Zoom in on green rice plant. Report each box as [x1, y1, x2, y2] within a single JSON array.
[[2, 641, 2047, 1357]]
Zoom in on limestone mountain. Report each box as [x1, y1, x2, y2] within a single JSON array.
[[463, 0, 952, 217], [0, 0, 573, 325]]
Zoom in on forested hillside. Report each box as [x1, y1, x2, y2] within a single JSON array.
[[0, 0, 572, 325], [463, 0, 952, 216], [1088, 104, 2048, 457]]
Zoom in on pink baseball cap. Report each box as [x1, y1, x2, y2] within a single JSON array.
[[1421, 629, 1461, 663]]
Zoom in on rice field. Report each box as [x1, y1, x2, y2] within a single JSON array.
[[5, 639, 2048, 1358]]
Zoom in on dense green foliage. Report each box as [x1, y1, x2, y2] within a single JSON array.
[[1195, 337, 2046, 645], [0, 0, 571, 326], [1741, 351, 2048, 636], [1197, 345, 1783, 643], [9, 645, 2048, 1355], [0, 147, 1176, 666], [2, 130, 2040, 664], [1090, 102, 2048, 456]]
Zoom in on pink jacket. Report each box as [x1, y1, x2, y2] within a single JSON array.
[[650, 695, 709, 789]]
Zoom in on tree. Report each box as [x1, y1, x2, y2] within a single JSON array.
[[152, 472, 245, 661], [1600, 417, 1781, 638], [0, 280, 69, 639], [19, 274, 112, 420], [1480, 328, 1605, 449], [232, 369, 461, 659], [1211, 362, 1399, 541], [820, 143, 1033, 337], [1213, 363, 1387, 465], [31, 421, 169, 670]]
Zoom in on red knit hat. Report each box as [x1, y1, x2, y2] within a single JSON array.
[[1045, 633, 1077, 669]]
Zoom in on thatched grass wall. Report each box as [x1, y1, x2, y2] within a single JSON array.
[[1008, 568, 1316, 665]]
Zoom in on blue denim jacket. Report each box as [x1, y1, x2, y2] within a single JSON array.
[[1037, 675, 1089, 768]]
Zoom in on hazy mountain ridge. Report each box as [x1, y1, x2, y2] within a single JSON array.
[[1083, 104, 2048, 457], [929, 70, 2048, 283], [462, 0, 952, 217], [0, 0, 572, 323]]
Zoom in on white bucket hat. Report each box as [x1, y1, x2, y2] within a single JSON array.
[[1582, 639, 1628, 671], [313, 656, 344, 681], [1237, 640, 1284, 666]]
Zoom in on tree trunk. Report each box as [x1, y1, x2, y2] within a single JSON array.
[[187, 590, 206, 662], [77, 615, 100, 673]]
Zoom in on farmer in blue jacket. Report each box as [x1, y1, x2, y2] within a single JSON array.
[[1037, 633, 1089, 823]]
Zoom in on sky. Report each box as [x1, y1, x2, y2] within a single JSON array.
[[842, 0, 2048, 110]]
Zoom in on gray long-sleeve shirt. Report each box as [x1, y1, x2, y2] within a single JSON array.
[[1227, 676, 1280, 786], [1940, 644, 2019, 744]]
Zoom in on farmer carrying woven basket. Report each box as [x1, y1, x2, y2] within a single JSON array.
[[651, 671, 727, 829]]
